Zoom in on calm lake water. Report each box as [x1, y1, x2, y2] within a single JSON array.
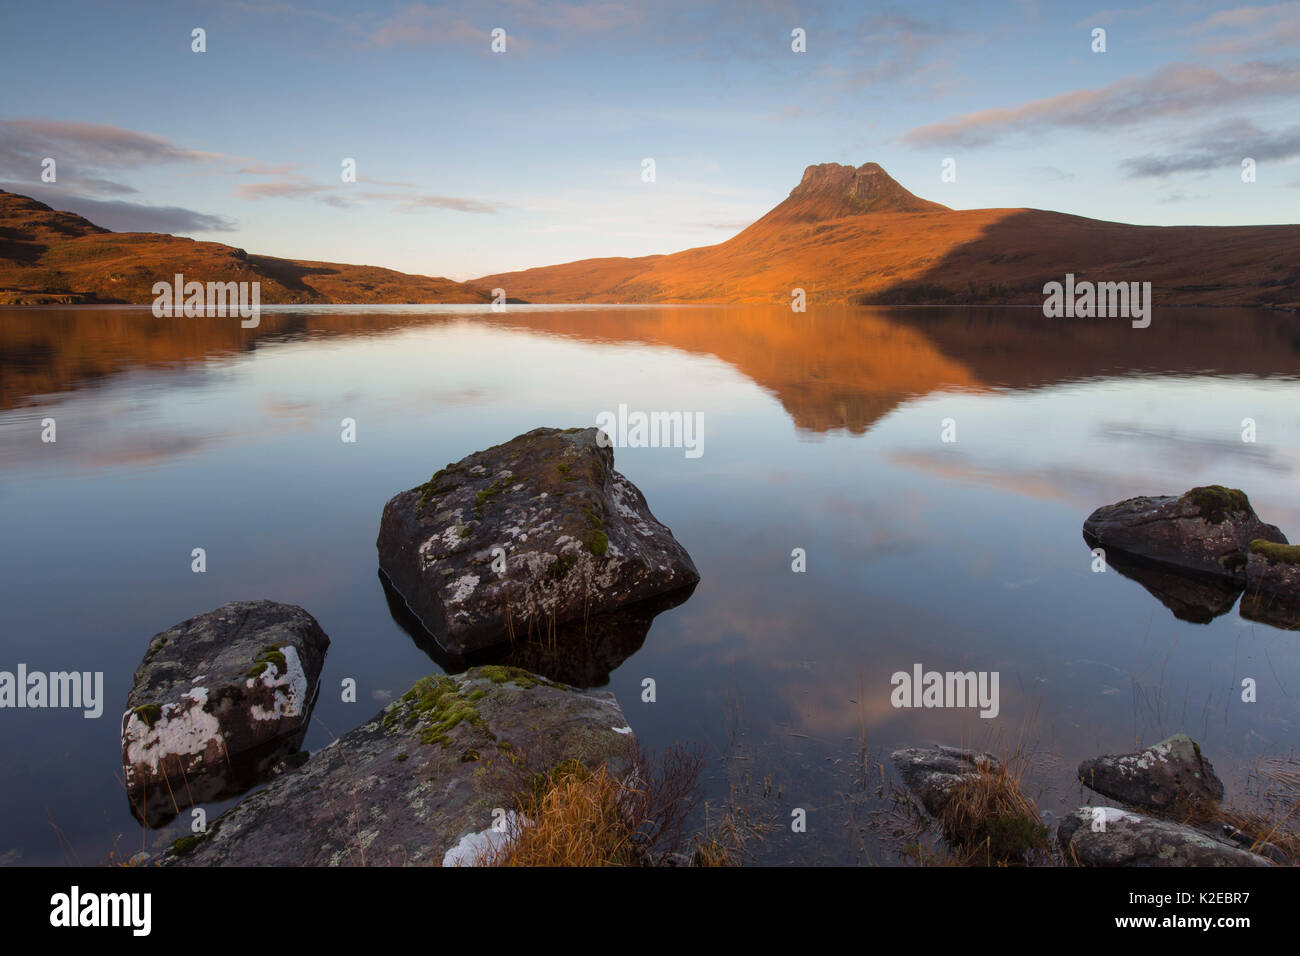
[[1, 303, 1299, 865]]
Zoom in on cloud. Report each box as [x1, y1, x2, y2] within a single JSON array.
[[392, 193, 503, 213], [0, 182, 236, 233], [236, 181, 328, 200], [0, 119, 225, 179], [232, 176, 503, 213], [235, 162, 299, 176], [1024, 165, 1077, 182], [368, 4, 482, 47], [1121, 119, 1300, 177], [368, 1, 643, 51], [1186, 2, 1300, 55], [903, 60, 1300, 147]]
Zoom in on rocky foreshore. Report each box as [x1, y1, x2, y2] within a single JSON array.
[[156, 666, 634, 866], [892, 733, 1285, 866], [115, 427, 698, 865]]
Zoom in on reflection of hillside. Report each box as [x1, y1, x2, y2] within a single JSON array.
[[3, 306, 1298, 435], [481, 306, 984, 433], [907, 308, 1300, 387], [0, 306, 986, 434], [0, 309, 461, 410]]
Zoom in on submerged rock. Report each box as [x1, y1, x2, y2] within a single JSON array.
[[158, 666, 634, 866], [1083, 486, 1286, 582], [1099, 548, 1243, 624], [381, 568, 696, 688], [890, 745, 1001, 816], [1058, 807, 1272, 866], [122, 601, 329, 827], [1077, 733, 1224, 810], [1240, 539, 1300, 630], [377, 426, 699, 654]]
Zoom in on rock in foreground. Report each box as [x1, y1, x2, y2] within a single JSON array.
[[122, 601, 329, 827], [891, 745, 1001, 817], [1083, 486, 1286, 581], [1077, 733, 1224, 810], [377, 427, 699, 654], [1058, 807, 1272, 866], [159, 666, 634, 866]]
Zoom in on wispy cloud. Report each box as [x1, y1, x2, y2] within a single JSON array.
[[903, 60, 1300, 147], [1121, 118, 1300, 177]]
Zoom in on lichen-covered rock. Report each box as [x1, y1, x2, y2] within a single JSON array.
[[1083, 486, 1286, 581], [157, 666, 634, 866], [1240, 539, 1300, 630], [377, 427, 699, 654], [122, 601, 329, 827], [1077, 734, 1224, 810], [891, 745, 1000, 816], [1058, 807, 1273, 866]]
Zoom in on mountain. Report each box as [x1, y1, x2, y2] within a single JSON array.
[[0, 190, 491, 305], [475, 162, 1300, 308]]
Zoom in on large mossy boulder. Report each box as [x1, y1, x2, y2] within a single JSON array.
[[1083, 486, 1286, 581], [157, 666, 634, 866], [1077, 733, 1224, 811], [376, 427, 699, 654], [122, 601, 329, 827], [1058, 807, 1272, 866]]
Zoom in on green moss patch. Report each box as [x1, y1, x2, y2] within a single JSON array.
[[472, 665, 543, 688], [1250, 539, 1300, 565], [1185, 485, 1251, 523], [473, 477, 508, 517], [131, 703, 163, 729], [247, 645, 287, 679], [417, 464, 463, 511], [585, 529, 609, 556], [384, 674, 492, 747]]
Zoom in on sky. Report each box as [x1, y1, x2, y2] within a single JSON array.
[[1, 0, 1298, 280]]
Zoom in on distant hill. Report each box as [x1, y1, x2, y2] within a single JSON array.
[[0, 190, 492, 305], [476, 162, 1300, 308]]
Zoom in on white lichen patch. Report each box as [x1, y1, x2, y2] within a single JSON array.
[[611, 725, 633, 735], [248, 645, 309, 721], [447, 572, 480, 607], [123, 686, 223, 773]]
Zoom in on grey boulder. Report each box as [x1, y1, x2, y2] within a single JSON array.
[[891, 745, 1000, 816], [1077, 733, 1224, 810], [377, 427, 699, 654], [122, 601, 329, 827], [1083, 486, 1286, 581], [1058, 807, 1272, 866]]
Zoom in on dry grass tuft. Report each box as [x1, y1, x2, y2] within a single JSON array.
[[937, 752, 1051, 865], [476, 742, 707, 866]]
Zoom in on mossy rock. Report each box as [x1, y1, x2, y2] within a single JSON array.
[[1250, 539, 1300, 565], [1183, 486, 1251, 524]]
